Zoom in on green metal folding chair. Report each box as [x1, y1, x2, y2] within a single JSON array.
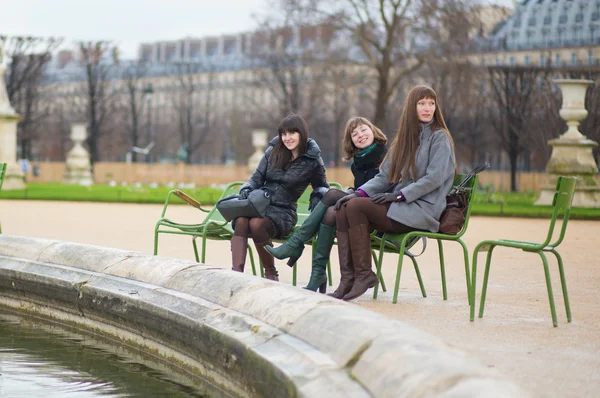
[[153, 181, 258, 275], [0, 163, 6, 234], [471, 176, 577, 327], [372, 173, 479, 304]]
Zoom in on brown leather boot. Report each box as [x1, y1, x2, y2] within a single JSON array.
[[231, 236, 247, 272], [327, 230, 355, 299], [256, 239, 279, 281], [342, 224, 378, 301]]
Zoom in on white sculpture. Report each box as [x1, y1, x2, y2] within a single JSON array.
[[0, 37, 25, 190], [247, 129, 268, 174], [0, 39, 16, 115], [63, 124, 94, 186]]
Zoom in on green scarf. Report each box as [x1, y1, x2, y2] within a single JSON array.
[[355, 143, 377, 158]]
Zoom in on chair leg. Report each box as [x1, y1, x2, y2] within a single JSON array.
[[327, 259, 332, 287], [392, 250, 406, 304], [457, 239, 472, 305], [292, 262, 297, 286], [248, 246, 257, 276], [373, 244, 384, 299], [551, 249, 571, 323], [153, 227, 159, 255], [192, 237, 200, 262], [411, 256, 426, 297], [539, 251, 558, 327], [470, 247, 480, 322], [478, 246, 496, 319], [437, 240, 447, 300], [372, 249, 387, 293]]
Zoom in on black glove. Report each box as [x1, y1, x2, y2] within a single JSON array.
[[335, 193, 359, 210], [308, 196, 320, 212], [239, 188, 251, 199], [371, 192, 402, 205]]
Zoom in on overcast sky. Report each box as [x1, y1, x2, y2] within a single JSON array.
[[2, 0, 514, 59]]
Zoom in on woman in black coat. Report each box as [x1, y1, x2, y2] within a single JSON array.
[[266, 117, 387, 292], [231, 114, 329, 281]]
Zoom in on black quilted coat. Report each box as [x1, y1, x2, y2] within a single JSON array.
[[239, 137, 329, 238]]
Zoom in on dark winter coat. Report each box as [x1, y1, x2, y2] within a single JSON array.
[[350, 143, 387, 190], [239, 137, 329, 238]]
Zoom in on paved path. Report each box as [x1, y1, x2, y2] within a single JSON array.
[[1, 200, 598, 397]]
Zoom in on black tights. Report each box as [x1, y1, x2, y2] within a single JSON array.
[[336, 197, 414, 234], [234, 217, 275, 244], [321, 189, 348, 227]]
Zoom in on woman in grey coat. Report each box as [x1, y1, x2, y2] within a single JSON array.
[[332, 85, 456, 301], [232, 114, 329, 281]]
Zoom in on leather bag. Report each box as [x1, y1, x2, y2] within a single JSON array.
[[439, 163, 489, 235], [216, 188, 271, 222]]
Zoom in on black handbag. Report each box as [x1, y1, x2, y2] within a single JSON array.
[[439, 162, 489, 235], [216, 188, 271, 222]]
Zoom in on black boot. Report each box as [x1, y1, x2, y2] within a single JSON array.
[[343, 224, 378, 301], [304, 224, 336, 293], [265, 202, 328, 266]]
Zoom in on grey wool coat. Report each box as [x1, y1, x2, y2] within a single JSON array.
[[359, 123, 455, 232]]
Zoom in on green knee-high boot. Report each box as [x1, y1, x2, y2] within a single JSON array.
[[265, 201, 328, 267], [304, 224, 336, 293]]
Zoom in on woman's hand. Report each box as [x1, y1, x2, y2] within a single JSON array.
[[239, 188, 251, 199], [335, 193, 359, 210], [371, 192, 403, 205]]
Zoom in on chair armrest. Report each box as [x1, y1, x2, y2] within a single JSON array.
[[174, 190, 202, 209]]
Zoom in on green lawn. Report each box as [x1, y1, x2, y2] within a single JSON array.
[[1, 183, 599, 219]]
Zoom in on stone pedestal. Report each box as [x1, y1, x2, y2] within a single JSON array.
[[536, 79, 600, 208], [63, 124, 94, 186], [247, 129, 268, 174], [0, 112, 26, 190]]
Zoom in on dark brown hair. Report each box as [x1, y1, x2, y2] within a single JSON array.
[[269, 114, 309, 169], [341, 117, 387, 161], [384, 85, 454, 183]]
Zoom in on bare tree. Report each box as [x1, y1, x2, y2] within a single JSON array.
[[487, 65, 552, 191], [2, 35, 62, 159], [121, 60, 148, 162], [78, 41, 119, 164], [170, 62, 214, 164]]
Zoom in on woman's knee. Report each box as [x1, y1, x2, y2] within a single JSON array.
[[322, 207, 337, 226], [322, 189, 346, 207], [249, 217, 274, 240]]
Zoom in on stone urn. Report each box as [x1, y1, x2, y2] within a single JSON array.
[[63, 124, 94, 186], [535, 79, 600, 207]]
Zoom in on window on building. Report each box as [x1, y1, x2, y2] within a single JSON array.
[[571, 52, 578, 65], [540, 54, 547, 65], [524, 55, 531, 65], [575, 13, 584, 23], [589, 50, 595, 65], [555, 53, 561, 66], [528, 17, 536, 27], [543, 15, 552, 25], [509, 56, 516, 66]]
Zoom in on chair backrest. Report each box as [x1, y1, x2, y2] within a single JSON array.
[[453, 173, 479, 238], [545, 176, 577, 248], [0, 163, 6, 191]]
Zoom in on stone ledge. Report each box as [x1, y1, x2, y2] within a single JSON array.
[[0, 235, 529, 397]]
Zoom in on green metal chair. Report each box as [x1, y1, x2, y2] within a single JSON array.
[[471, 176, 577, 327], [372, 173, 479, 304], [153, 181, 258, 275], [0, 163, 6, 234]]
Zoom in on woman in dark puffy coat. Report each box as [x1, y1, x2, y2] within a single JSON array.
[[231, 114, 329, 281], [266, 117, 387, 292]]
